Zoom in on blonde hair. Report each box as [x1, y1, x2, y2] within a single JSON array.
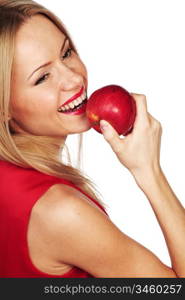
[[0, 0, 107, 208]]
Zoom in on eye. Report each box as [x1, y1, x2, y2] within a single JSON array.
[[35, 73, 50, 85], [34, 47, 73, 86], [62, 48, 73, 60]]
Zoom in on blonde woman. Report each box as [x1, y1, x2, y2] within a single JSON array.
[[0, 0, 185, 278]]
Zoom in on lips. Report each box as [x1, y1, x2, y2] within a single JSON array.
[[58, 86, 84, 110], [60, 100, 87, 116]]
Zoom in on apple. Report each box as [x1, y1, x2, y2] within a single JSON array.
[[86, 84, 136, 135]]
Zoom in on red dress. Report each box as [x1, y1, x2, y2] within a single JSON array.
[[0, 160, 108, 278]]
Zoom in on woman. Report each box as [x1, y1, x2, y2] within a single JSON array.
[[0, 0, 184, 278]]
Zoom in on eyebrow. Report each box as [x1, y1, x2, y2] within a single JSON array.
[[27, 37, 68, 81]]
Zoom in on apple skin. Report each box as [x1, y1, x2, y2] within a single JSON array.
[[86, 85, 136, 135]]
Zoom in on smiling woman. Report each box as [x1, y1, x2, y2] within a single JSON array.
[[0, 0, 185, 279], [0, 0, 105, 278], [10, 14, 90, 136]]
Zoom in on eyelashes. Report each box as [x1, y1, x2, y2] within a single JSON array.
[[62, 48, 72, 60], [35, 47, 73, 86], [35, 73, 50, 85]]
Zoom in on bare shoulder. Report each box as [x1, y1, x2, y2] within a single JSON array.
[[29, 183, 177, 278], [27, 183, 107, 275], [34, 183, 107, 217], [32, 183, 109, 241]]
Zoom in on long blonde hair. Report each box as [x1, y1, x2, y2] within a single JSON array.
[[0, 0, 107, 208]]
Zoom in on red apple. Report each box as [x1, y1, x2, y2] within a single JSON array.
[[86, 85, 136, 135]]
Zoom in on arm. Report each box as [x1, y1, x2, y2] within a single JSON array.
[[31, 183, 177, 277], [100, 93, 185, 277], [134, 167, 185, 277], [29, 94, 182, 277]]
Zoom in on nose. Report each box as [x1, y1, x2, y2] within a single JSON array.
[[58, 62, 84, 92]]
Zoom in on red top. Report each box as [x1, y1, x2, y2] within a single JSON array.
[[0, 160, 108, 278]]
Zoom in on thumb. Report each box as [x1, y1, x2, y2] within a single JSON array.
[[100, 120, 122, 154]]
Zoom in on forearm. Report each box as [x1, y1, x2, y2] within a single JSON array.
[[133, 167, 185, 277]]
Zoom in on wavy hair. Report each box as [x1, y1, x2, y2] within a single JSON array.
[[0, 0, 106, 208]]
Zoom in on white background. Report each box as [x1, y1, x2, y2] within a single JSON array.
[[37, 0, 185, 267]]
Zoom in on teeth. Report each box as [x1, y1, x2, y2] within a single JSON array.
[[74, 99, 79, 106], [64, 104, 70, 110], [68, 102, 75, 109], [77, 97, 83, 105], [58, 90, 87, 112]]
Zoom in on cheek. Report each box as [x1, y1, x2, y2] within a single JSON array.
[[11, 90, 56, 122], [72, 55, 88, 80], [79, 60, 88, 78]]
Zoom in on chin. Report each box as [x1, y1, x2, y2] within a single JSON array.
[[72, 122, 91, 134]]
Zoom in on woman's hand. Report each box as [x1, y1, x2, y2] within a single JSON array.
[[100, 93, 163, 178], [99, 94, 185, 278]]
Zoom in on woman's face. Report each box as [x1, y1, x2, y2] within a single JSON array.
[[10, 14, 91, 137]]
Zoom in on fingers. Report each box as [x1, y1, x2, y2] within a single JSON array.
[[130, 93, 151, 130], [131, 93, 148, 113], [148, 113, 163, 132], [131, 93, 149, 122], [100, 120, 123, 154]]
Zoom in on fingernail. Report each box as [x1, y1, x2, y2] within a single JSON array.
[[100, 120, 109, 131]]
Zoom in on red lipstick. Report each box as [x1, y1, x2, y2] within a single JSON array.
[[61, 101, 87, 115], [57, 85, 88, 116], [61, 86, 84, 107]]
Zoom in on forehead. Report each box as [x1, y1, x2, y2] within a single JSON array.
[[13, 15, 66, 75]]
